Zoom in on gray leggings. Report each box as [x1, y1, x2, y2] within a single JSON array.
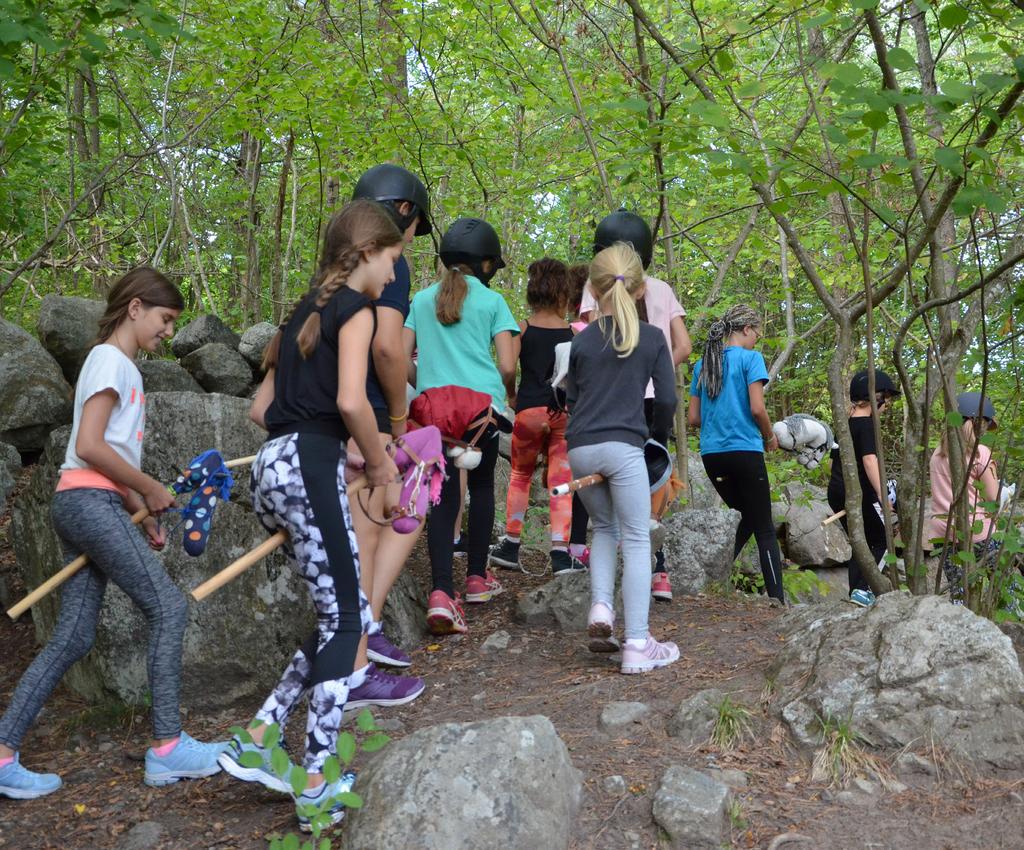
[[569, 442, 651, 641], [0, 488, 187, 748]]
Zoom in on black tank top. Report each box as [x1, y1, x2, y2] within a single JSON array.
[[515, 324, 574, 412]]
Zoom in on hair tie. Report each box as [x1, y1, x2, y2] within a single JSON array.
[[708, 318, 728, 340], [614, 274, 625, 282]]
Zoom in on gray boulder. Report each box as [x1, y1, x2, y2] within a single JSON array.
[[777, 483, 850, 568], [682, 450, 723, 509], [660, 507, 743, 594], [652, 766, 731, 850], [181, 343, 252, 396], [515, 570, 589, 631], [238, 322, 277, 371], [0, 318, 73, 451], [599, 701, 650, 733], [138, 359, 203, 394], [36, 295, 105, 383], [771, 593, 1024, 767], [343, 715, 582, 850], [170, 314, 240, 358], [10, 393, 314, 710], [380, 568, 428, 651], [667, 688, 725, 745], [0, 440, 20, 511]]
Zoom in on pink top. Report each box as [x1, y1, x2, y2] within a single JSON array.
[[928, 443, 994, 544], [579, 275, 685, 398]]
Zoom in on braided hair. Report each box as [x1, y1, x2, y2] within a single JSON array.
[[697, 304, 762, 399], [264, 200, 402, 368]]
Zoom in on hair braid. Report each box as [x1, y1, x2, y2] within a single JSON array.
[[697, 304, 762, 399]]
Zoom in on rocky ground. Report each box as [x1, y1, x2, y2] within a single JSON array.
[[3, 465, 1024, 849]]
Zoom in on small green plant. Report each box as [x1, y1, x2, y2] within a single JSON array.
[[760, 670, 778, 708], [711, 694, 753, 749], [781, 564, 831, 603], [812, 712, 879, 787], [727, 797, 747, 830], [232, 709, 389, 849]]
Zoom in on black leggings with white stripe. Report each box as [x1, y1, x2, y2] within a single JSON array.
[[701, 451, 785, 601]]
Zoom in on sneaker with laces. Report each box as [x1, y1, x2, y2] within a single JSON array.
[[0, 754, 62, 800], [652, 571, 673, 602], [295, 771, 357, 833], [345, 663, 424, 711], [453, 536, 468, 560], [620, 635, 680, 674], [144, 731, 227, 786], [367, 632, 412, 668], [465, 570, 504, 603], [551, 549, 586, 575], [849, 589, 877, 608], [587, 601, 620, 653], [489, 537, 521, 570], [426, 590, 468, 634], [217, 734, 290, 793]]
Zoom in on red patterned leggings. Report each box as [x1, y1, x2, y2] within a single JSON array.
[[505, 407, 572, 543]]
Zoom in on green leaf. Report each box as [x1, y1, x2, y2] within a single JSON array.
[[940, 79, 973, 102], [886, 47, 916, 71], [945, 411, 966, 427], [238, 751, 264, 769], [282, 834, 300, 850], [337, 791, 363, 809], [825, 125, 848, 145], [271, 746, 290, 778], [855, 153, 886, 168], [0, 20, 27, 43], [716, 50, 734, 73], [0, 57, 16, 78], [850, 0, 878, 8], [290, 765, 309, 796], [933, 146, 964, 175], [861, 110, 889, 130], [805, 11, 834, 27], [831, 63, 864, 86], [323, 755, 340, 784], [355, 709, 377, 733], [980, 188, 1008, 215], [360, 733, 390, 753], [737, 80, 766, 98], [938, 4, 969, 28], [336, 733, 356, 765]]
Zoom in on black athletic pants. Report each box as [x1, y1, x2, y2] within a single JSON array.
[[827, 482, 886, 594], [702, 451, 784, 601]]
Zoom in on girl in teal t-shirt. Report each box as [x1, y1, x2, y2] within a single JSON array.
[[403, 217, 518, 635], [689, 304, 784, 601]]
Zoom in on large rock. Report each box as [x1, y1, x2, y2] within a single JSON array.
[[180, 343, 252, 396], [10, 393, 314, 710], [138, 359, 203, 394], [776, 483, 850, 568], [170, 313, 240, 358], [0, 440, 20, 511], [652, 766, 731, 850], [0, 318, 73, 451], [660, 507, 743, 594], [681, 450, 723, 510], [36, 294, 105, 382], [343, 715, 582, 849], [381, 568, 428, 650], [771, 593, 1024, 767], [515, 570, 589, 631], [238, 322, 277, 371]]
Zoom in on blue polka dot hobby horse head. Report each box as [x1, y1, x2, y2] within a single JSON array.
[[170, 449, 235, 556]]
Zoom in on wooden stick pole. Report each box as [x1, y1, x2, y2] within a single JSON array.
[[550, 473, 605, 497], [190, 475, 369, 602], [6, 453, 259, 621], [822, 509, 846, 527]]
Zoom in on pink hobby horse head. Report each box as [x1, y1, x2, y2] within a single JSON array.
[[389, 425, 445, 534]]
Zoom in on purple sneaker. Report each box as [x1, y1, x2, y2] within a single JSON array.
[[346, 664, 425, 711], [366, 632, 412, 668]]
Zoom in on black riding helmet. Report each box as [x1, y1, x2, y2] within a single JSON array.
[[593, 208, 653, 269], [849, 369, 900, 402], [352, 164, 432, 236], [439, 217, 506, 285], [957, 391, 998, 430]]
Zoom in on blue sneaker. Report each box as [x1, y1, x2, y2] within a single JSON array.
[[295, 772, 357, 833], [217, 734, 290, 793], [0, 754, 62, 799], [144, 732, 227, 787], [849, 589, 877, 608]]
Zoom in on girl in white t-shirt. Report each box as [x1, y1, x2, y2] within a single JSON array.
[[0, 268, 225, 801]]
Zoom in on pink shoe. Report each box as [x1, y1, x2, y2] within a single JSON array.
[[465, 570, 504, 603], [652, 571, 673, 603], [426, 590, 467, 635], [587, 602, 620, 653], [620, 635, 680, 674]]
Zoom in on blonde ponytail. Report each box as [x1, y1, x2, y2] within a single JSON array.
[[436, 264, 469, 325], [590, 242, 644, 357]]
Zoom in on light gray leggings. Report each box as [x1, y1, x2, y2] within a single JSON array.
[[0, 488, 187, 748], [569, 442, 651, 641]]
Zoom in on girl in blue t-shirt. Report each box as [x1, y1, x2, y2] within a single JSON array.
[[689, 304, 784, 601], [403, 217, 518, 635]]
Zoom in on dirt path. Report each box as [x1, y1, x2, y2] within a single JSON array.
[[2, 480, 1023, 849]]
